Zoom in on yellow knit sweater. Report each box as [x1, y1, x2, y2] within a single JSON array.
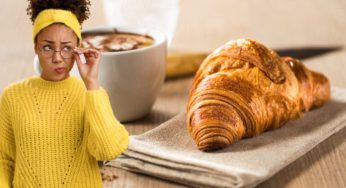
[[0, 75, 129, 187]]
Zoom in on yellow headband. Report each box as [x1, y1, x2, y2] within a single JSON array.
[[33, 9, 81, 45]]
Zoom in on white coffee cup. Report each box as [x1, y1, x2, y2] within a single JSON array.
[[34, 26, 167, 122]]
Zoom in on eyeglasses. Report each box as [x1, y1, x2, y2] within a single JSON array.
[[38, 45, 75, 59]]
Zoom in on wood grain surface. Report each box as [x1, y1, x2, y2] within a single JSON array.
[[0, 0, 345, 187]]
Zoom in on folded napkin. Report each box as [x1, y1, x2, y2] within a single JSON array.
[[106, 87, 346, 188]]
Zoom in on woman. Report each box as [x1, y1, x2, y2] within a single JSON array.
[[0, 0, 129, 187]]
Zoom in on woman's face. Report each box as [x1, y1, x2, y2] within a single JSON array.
[[35, 23, 78, 81]]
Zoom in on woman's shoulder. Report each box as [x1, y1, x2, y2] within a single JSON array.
[[3, 75, 88, 92], [4, 75, 86, 91], [69, 76, 87, 92], [0, 77, 30, 103], [2, 77, 29, 94]]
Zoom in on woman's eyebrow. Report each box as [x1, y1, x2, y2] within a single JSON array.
[[41, 40, 72, 44]]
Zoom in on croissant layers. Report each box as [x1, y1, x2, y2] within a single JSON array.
[[187, 39, 330, 151]]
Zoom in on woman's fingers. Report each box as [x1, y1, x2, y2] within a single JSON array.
[[73, 47, 101, 82], [73, 52, 82, 64], [74, 48, 98, 56], [83, 48, 100, 59], [74, 47, 100, 62], [73, 52, 85, 73]]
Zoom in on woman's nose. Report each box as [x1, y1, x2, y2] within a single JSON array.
[[52, 51, 63, 63]]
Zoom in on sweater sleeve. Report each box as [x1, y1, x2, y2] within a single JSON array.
[[85, 87, 129, 161], [0, 89, 15, 188]]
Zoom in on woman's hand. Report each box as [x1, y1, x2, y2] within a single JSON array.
[[73, 48, 101, 90]]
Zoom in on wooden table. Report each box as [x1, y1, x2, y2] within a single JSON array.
[[1, 0, 345, 187]]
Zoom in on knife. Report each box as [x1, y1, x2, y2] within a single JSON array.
[[166, 46, 342, 79], [276, 46, 342, 60]]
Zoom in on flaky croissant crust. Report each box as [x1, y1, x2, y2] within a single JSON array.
[[187, 39, 330, 151]]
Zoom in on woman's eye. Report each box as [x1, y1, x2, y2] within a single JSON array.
[[43, 45, 53, 51], [62, 46, 72, 52]]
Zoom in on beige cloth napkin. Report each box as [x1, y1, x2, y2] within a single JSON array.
[[106, 87, 346, 188]]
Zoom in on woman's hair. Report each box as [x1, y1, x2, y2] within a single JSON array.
[[26, 0, 91, 24]]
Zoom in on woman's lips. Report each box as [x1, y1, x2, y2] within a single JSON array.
[[54, 67, 66, 74]]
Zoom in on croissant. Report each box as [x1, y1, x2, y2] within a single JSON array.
[[187, 39, 330, 151]]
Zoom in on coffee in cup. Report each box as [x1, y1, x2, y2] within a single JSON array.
[[82, 29, 155, 52]]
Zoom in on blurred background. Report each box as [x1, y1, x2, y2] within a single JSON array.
[[1, 0, 345, 88]]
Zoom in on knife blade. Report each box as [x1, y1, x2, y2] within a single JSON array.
[[276, 46, 342, 60]]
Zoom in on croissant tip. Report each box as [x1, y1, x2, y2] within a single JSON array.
[[197, 136, 231, 152]]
